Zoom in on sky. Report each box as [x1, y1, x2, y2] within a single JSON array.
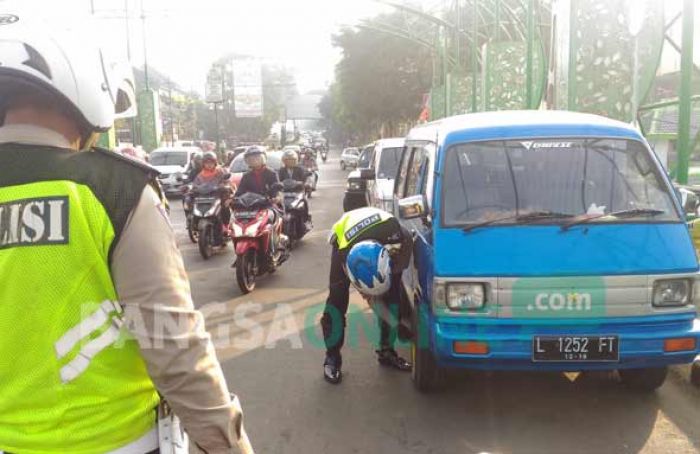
[[8, 0, 700, 95], [18, 0, 400, 94]]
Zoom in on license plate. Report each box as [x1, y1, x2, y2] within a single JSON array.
[[532, 335, 619, 362]]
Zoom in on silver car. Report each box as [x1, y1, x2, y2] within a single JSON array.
[[340, 147, 360, 170]]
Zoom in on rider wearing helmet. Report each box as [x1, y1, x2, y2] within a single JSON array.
[[279, 149, 307, 183], [186, 151, 204, 182], [193, 151, 232, 228], [279, 149, 312, 229], [234, 146, 280, 198], [0, 11, 245, 453], [321, 207, 413, 384]]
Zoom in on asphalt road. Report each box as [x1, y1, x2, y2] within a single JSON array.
[[170, 151, 700, 454]]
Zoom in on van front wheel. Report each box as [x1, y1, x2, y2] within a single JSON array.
[[411, 307, 444, 393], [618, 367, 668, 393], [691, 360, 700, 388]]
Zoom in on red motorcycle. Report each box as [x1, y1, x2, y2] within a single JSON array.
[[230, 191, 290, 293]]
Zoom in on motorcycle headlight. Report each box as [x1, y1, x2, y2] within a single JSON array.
[[205, 202, 220, 217], [653, 279, 692, 307], [245, 220, 263, 236], [446, 283, 486, 310]]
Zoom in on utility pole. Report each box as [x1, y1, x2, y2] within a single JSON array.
[[169, 81, 175, 147], [124, 0, 132, 61], [676, 0, 694, 184], [470, 0, 478, 112], [141, 0, 150, 90], [525, 0, 535, 109]]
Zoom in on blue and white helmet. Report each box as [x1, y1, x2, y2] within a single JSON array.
[[345, 240, 392, 296]]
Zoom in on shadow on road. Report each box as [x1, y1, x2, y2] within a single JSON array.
[[219, 311, 699, 454]]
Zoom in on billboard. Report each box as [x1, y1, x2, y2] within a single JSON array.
[[205, 66, 224, 103], [233, 57, 263, 118]]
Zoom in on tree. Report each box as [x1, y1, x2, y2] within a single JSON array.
[[324, 13, 433, 142]]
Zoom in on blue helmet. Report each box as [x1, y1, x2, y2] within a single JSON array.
[[345, 240, 392, 296]]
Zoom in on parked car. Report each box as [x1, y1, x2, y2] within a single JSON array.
[[394, 110, 700, 393], [353, 138, 405, 212], [340, 147, 361, 170], [229, 151, 283, 190], [150, 146, 202, 196], [343, 144, 375, 211]]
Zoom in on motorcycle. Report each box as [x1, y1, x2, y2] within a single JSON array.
[[320, 148, 328, 163], [304, 172, 318, 199], [281, 179, 312, 248], [230, 190, 290, 294], [187, 184, 231, 260]]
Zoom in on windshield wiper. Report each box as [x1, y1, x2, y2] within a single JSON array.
[[462, 211, 574, 233], [561, 208, 666, 231]]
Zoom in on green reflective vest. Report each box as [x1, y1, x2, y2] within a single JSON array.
[[332, 207, 394, 250], [0, 145, 160, 454]]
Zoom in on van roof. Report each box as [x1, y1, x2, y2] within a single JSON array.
[[376, 137, 405, 148], [406, 110, 643, 146]]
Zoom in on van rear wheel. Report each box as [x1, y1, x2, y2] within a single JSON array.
[[618, 367, 668, 393]]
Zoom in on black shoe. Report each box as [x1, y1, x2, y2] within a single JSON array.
[[323, 356, 342, 384], [376, 348, 412, 372]]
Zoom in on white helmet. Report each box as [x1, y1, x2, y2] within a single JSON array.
[[282, 149, 299, 164], [0, 9, 134, 144]]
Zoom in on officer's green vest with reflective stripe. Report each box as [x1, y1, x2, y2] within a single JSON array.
[[332, 207, 393, 250], [0, 145, 160, 454]]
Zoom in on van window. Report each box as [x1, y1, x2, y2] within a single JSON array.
[[405, 146, 429, 196], [394, 146, 414, 198], [442, 138, 680, 226], [377, 147, 403, 179]]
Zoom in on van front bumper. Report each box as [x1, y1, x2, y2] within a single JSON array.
[[432, 314, 700, 371]]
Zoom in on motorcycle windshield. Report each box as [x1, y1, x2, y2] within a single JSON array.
[[234, 192, 270, 209]]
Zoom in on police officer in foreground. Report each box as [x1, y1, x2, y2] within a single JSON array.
[[322, 206, 413, 384], [0, 12, 248, 453]]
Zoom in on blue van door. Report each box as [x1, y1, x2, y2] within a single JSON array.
[[394, 143, 435, 311]]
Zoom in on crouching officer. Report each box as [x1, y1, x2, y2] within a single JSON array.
[[321, 207, 413, 384], [0, 11, 248, 453]]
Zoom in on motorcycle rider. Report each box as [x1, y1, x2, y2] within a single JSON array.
[[186, 151, 204, 182], [234, 147, 280, 198], [235, 146, 283, 251], [300, 147, 319, 189], [192, 151, 233, 232], [279, 149, 307, 183], [279, 149, 312, 231], [0, 12, 246, 453], [321, 207, 413, 384]]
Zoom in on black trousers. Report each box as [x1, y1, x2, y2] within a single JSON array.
[[321, 245, 401, 362]]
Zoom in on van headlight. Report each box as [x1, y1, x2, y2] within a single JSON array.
[[433, 281, 487, 312], [653, 279, 691, 307], [347, 180, 363, 191]]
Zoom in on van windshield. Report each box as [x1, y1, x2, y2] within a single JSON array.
[[150, 151, 188, 166], [377, 147, 402, 179], [442, 138, 680, 226]]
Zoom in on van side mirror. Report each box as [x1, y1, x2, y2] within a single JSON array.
[[398, 194, 428, 220], [360, 168, 375, 180], [678, 187, 699, 217]]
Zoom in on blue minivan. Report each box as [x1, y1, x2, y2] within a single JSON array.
[[394, 111, 700, 392]]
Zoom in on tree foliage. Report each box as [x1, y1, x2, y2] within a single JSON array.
[[324, 14, 433, 142]]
